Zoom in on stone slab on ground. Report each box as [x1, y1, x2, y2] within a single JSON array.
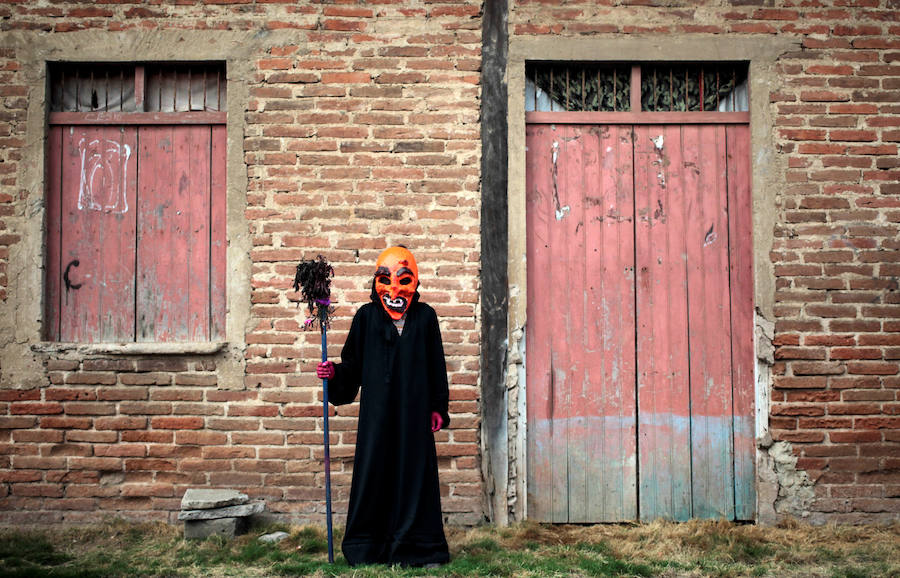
[[180, 489, 249, 510], [184, 517, 249, 540], [178, 501, 266, 521], [259, 531, 290, 544]]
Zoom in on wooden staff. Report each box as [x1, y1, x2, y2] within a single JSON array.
[[293, 256, 335, 563]]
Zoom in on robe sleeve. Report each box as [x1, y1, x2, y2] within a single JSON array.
[[426, 308, 451, 428], [329, 308, 364, 406]]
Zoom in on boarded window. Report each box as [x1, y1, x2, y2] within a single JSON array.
[[45, 63, 227, 343]]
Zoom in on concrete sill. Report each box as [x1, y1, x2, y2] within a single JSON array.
[[32, 342, 227, 356]]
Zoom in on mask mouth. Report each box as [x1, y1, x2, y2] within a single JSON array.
[[382, 295, 407, 311]]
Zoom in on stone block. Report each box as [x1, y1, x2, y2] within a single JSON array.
[[184, 517, 248, 540], [178, 501, 266, 521], [180, 488, 249, 510]]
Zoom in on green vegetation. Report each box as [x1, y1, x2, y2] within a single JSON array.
[[0, 517, 897, 577]]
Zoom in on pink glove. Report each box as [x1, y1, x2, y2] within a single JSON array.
[[317, 361, 335, 380], [431, 411, 444, 433]]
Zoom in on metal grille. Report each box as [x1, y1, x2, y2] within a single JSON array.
[[145, 64, 226, 113], [49, 62, 226, 113], [525, 62, 749, 113], [641, 64, 748, 112], [49, 63, 136, 112], [526, 63, 631, 112]]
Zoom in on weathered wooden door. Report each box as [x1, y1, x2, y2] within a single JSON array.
[[525, 122, 754, 522], [46, 123, 226, 342]]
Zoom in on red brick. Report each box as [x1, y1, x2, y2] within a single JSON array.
[[150, 417, 203, 430], [792, 362, 846, 376], [0, 389, 40, 402], [174, 431, 228, 445], [95, 417, 148, 431], [10, 402, 63, 415], [63, 403, 116, 416], [827, 403, 882, 415], [847, 362, 899, 375]]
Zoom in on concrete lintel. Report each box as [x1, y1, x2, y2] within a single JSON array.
[[509, 35, 800, 64]]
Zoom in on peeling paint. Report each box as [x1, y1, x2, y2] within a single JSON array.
[[703, 224, 717, 247]]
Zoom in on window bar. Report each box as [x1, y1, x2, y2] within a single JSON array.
[[188, 68, 192, 112], [716, 66, 721, 111], [217, 67, 222, 111], [732, 67, 737, 112], [700, 66, 705, 112], [684, 67, 688, 112], [612, 67, 617, 112], [669, 67, 675, 110], [549, 67, 554, 112], [630, 64, 641, 113], [57, 68, 64, 112], [652, 67, 657, 112], [203, 68, 208, 111], [75, 69, 80, 112], [134, 65, 144, 112], [119, 67, 124, 112], [581, 68, 585, 111], [172, 68, 177, 112], [104, 69, 110, 112], [565, 66, 570, 111], [158, 68, 162, 113]]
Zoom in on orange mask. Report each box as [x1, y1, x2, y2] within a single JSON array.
[[374, 246, 418, 320]]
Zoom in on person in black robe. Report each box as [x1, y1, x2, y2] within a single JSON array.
[[317, 246, 451, 567]]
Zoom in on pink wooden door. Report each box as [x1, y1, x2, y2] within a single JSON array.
[[46, 124, 226, 342], [526, 122, 754, 522]]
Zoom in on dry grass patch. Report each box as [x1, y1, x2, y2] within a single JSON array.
[[0, 517, 897, 577]]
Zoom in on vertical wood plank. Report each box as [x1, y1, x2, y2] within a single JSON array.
[[210, 124, 227, 340], [186, 125, 211, 341], [727, 124, 756, 520], [59, 126, 137, 342], [584, 125, 637, 521], [635, 124, 692, 521], [137, 125, 212, 342], [45, 127, 63, 341], [686, 125, 735, 519], [59, 125, 99, 341], [137, 126, 163, 341], [526, 124, 555, 521], [101, 126, 137, 342], [546, 125, 572, 523], [561, 125, 587, 523]]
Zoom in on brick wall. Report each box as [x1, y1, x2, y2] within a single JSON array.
[[511, 0, 899, 523], [0, 1, 483, 525], [2, 0, 897, 527]]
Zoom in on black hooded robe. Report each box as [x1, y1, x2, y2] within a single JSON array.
[[328, 292, 451, 567]]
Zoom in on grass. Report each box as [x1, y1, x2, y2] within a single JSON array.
[[0, 517, 898, 577]]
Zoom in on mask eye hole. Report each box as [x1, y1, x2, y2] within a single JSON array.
[[377, 276, 390, 285], [399, 277, 413, 286]]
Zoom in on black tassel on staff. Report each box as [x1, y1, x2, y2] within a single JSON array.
[[293, 255, 335, 563]]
